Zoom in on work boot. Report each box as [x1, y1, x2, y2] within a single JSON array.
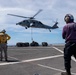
[[61, 72, 71, 75], [0, 57, 3, 61], [0, 58, 2, 61], [5, 58, 8, 62]]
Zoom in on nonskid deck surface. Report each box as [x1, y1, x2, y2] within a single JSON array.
[[0, 45, 76, 75]]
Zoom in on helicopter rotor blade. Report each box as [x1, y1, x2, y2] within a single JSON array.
[[8, 9, 42, 19], [7, 14, 30, 18], [32, 9, 42, 18]]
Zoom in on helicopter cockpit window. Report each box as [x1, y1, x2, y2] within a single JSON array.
[[38, 21, 42, 24], [23, 20, 25, 22]]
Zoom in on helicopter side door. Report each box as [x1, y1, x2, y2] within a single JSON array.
[[31, 21, 44, 28]]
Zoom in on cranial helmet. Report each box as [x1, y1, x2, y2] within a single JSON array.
[[64, 14, 74, 23]]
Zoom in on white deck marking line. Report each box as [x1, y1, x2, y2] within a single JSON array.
[[0, 54, 63, 66], [8, 56, 19, 60], [21, 54, 63, 62], [53, 47, 76, 62], [53, 47, 63, 53], [38, 64, 65, 72], [37, 64, 76, 75]]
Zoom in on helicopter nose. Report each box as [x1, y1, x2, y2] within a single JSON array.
[[16, 22, 22, 25], [16, 23, 18, 25]]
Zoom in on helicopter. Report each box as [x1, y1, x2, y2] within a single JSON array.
[[8, 10, 59, 32]]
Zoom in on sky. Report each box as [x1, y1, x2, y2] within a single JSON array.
[[0, 0, 76, 45]]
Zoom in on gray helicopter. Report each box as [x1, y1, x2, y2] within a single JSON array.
[[8, 10, 59, 32]]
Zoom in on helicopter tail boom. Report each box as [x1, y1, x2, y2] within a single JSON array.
[[51, 22, 58, 29]]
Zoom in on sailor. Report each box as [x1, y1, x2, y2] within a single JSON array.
[[0, 29, 11, 61], [62, 14, 76, 75]]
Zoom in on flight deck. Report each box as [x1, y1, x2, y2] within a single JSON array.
[[0, 45, 76, 75]]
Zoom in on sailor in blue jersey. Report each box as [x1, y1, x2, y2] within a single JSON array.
[[62, 14, 76, 75]]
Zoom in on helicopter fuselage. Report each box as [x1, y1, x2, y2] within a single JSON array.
[[16, 19, 58, 31]]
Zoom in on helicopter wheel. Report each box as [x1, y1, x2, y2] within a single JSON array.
[[25, 27, 27, 29]]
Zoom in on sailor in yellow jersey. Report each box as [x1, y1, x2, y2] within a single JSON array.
[[0, 29, 11, 61]]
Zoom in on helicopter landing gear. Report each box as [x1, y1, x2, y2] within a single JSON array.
[[25, 27, 27, 29]]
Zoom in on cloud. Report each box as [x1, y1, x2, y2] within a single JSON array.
[[0, 0, 76, 44]]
